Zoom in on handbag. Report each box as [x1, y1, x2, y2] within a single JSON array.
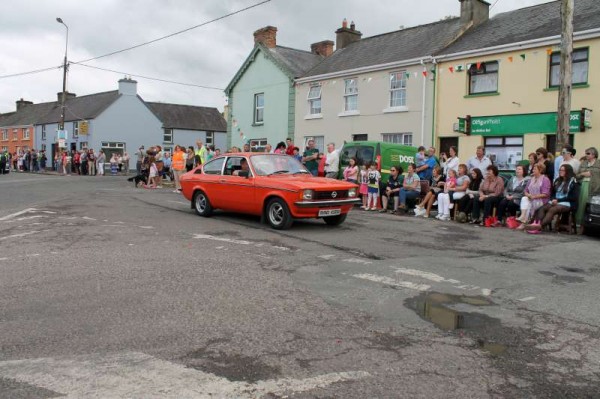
[[484, 216, 498, 227], [505, 216, 520, 229]]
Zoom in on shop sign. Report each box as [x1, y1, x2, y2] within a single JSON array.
[[465, 111, 583, 136], [58, 139, 66, 148], [584, 108, 592, 129], [79, 121, 89, 135]]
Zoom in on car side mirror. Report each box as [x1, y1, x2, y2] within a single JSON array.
[[238, 170, 250, 178]]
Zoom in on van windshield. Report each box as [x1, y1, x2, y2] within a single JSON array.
[[340, 145, 375, 167]]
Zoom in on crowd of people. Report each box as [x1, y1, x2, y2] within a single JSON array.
[[341, 144, 599, 234]]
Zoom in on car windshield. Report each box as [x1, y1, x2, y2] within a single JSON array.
[[250, 155, 310, 176]]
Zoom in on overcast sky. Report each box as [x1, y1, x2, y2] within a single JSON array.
[[0, 0, 554, 114]]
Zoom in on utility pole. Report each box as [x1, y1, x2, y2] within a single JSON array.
[[56, 18, 69, 133], [556, 0, 574, 151]]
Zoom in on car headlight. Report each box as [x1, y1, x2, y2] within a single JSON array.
[[302, 189, 314, 200], [348, 187, 357, 198], [591, 196, 600, 205]]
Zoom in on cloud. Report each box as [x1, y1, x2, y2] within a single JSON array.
[[0, 0, 553, 114]]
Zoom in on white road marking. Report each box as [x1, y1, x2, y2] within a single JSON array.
[[168, 200, 188, 205], [0, 352, 369, 399], [0, 231, 40, 241], [273, 245, 290, 251], [318, 254, 336, 260], [481, 289, 492, 296], [14, 215, 46, 221], [519, 296, 536, 302], [138, 226, 154, 229], [215, 246, 225, 249], [194, 234, 252, 245], [0, 257, 8, 261], [352, 273, 430, 291], [40, 211, 56, 214], [82, 216, 97, 221], [343, 258, 373, 265], [393, 267, 491, 295], [0, 208, 38, 221]]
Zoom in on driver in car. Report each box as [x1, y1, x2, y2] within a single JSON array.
[[233, 158, 250, 176]]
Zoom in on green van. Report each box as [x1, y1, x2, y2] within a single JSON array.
[[339, 141, 418, 181]]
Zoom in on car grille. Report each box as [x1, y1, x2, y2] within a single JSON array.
[[589, 203, 600, 214], [314, 190, 349, 200]]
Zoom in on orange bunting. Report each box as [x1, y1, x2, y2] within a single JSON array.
[[508, 56, 513, 63], [476, 62, 482, 69], [546, 48, 553, 55]]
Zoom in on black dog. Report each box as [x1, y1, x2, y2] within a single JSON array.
[[127, 173, 148, 187]]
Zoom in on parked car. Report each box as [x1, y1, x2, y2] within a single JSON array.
[[179, 153, 360, 229], [339, 141, 418, 182], [582, 194, 600, 234]]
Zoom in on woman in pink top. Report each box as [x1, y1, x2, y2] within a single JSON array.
[[343, 157, 359, 184], [517, 163, 552, 227]]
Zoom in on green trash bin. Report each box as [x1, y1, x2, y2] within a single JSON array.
[[576, 178, 590, 226]]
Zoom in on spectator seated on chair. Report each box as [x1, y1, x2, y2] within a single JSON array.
[[525, 164, 578, 231], [437, 164, 470, 221], [471, 165, 505, 226], [398, 163, 421, 213], [496, 165, 530, 226], [414, 166, 445, 218], [380, 165, 402, 214]]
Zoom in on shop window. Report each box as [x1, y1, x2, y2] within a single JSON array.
[[549, 48, 588, 87], [382, 133, 412, 146], [344, 78, 358, 111], [468, 61, 499, 94], [307, 84, 322, 115], [484, 136, 523, 171]]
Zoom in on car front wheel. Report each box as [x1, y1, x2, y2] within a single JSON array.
[[193, 190, 213, 217], [323, 213, 347, 226], [266, 198, 293, 230]]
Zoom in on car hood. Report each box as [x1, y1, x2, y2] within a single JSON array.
[[256, 175, 357, 191]]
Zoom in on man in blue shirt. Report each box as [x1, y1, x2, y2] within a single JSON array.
[[417, 154, 437, 181]]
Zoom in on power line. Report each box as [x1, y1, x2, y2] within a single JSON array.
[[0, 65, 62, 80], [72, 0, 272, 65], [490, 0, 502, 10], [74, 63, 224, 90]]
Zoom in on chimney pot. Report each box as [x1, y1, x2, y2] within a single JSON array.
[[342, 18, 348, 29], [253, 26, 278, 48], [335, 21, 362, 50], [350, 21, 355, 31]]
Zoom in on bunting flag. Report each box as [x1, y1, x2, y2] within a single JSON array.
[[546, 48, 553, 55], [449, 66, 454, 73], [455, 64, 464, 72], [405, 72, 411, 79], [476, 62, 482, 69], [239, 131, 243, 138], [508, 56, 514, 63], [413, 72, 418, 78], [422, 71, 428, 77], [466, 63, 472, 70], [520, 54, 526, 61]]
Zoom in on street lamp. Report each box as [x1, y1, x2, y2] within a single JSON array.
[[56, 17, 68, 132]]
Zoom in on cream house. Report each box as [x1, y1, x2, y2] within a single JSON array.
[[294, 0, 491, 152], [434, 0, 600, 170]]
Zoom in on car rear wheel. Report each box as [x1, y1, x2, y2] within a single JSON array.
[[323, 213, 347, 226], [193, 190, 213, 217], [266, 198, 293, 230]]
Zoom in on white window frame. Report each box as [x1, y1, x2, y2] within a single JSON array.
[[342, 78, 359, 113], [249, 138, 268, 152], [12, 129, 18, 141], [2, 129, 7, 141], [304, 135, 325, 153], [41, 144, 47, 151], [163, 128, 173, 143], [307, 84, 322, 116], [389, 71, 407, 108], [23, 128, 30, 140], [254, 93, 264, 124], [41, 125, 46, 141], [468, 61, 499, 95], [2, 146, 8, 152], [206, 131, 214, 146], [72, 122, 79, 138], [381, 133, 413, 146]]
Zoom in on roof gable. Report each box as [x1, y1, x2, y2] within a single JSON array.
[[146, 102, 226, 132], [439, 0, 600, 55]]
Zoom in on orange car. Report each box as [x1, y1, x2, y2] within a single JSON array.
[[179, 153, 360, 229]]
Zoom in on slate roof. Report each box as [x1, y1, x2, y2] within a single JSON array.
[[0, 102, 56, 127], [146, 102, 227, 132], [269, 46, 324, 78], [304, 18, 464, 77], [440, 0, 600, 55], [34, 91, 121, 125]]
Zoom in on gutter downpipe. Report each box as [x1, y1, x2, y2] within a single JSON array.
[[431, 58, 437, 149], [420, 59, 427, 147]]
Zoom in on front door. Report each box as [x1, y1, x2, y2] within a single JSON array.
[[439, 137, 459, 158]]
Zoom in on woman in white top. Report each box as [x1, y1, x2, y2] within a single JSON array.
[[440, 146, 460, 177]]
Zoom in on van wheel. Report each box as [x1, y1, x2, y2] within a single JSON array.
[[193, 191, 213, 217], [266, 198, 293, 230], [323, 213, 347, 226]]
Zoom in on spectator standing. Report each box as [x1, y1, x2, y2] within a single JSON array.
[[274, 142, 286, 154], [136, 146, 145, 174], [559, 145, 580, 175], [324, 143, 340, 179], [195, 140, 207, 166], [88, 149, 96, 176], [186, 146, 195, 172], [110, 153, 118, 175], [40, 151, 47, 171], [292, 147, 302, 162], [343, 157, 359, 183], [285, 138, 295, 156], [0, 151, 7, 175], [467, 146, 492, 172], [527, 153, 537, 176], [302, 140, 320, 176], [96, 150, 106, 176], [172, 145, 186, 192], [366, 162, 381, 211], [122, 152, 130, 175], [440, 146, 459, 177], [577, 147, 600, 199], [535, 147, 554, 182], [359, 163, 369, 209]]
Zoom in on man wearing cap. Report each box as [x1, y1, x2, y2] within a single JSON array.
[[136, 146, 145, 175]]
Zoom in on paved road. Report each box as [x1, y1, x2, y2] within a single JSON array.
[[1, 173, 599, 398]]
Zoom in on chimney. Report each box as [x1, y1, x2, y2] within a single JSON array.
[[335, 19, 362, 50], [459, 0, 490, 28], [311, 40, 335, 57], [16, 98, 33, 111], [253, 26, 277, 48], [118, 77, 138, 96], [56, 92, 76, 102]]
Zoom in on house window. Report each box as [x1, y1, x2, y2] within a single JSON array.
[[41, 125, 46, 140], [468, 61, 499, 94], [79, 142, 88, 150], [23, 128, 30, 140], [206, 131, 214, 146], [254, 93, 264, 124], [352, 134, 368, 141], [304, 135, 325, 153], [2, 129, 7, 141], [163, 128, 173, 143], [2, 146, 8, 152], [549, 48, 589, 87], [344, 78, 358, 111], [13, 129, 18, 141], [390, 72, 407, 107], [484, 136, 523, 171], [307, 84, 322, 115], [72, 122, 79, 138], [382, 133, 413, 146], [41, 144, 46, 151], [249, 138, 268, 152]]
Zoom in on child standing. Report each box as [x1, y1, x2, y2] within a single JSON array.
[[145, 156, 158, 189], [366, 162, 381, 211], [359, 163, 369, 209]]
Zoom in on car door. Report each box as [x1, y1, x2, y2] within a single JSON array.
[[199, 157, 225, 207], [217, 156, 255, 213]]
